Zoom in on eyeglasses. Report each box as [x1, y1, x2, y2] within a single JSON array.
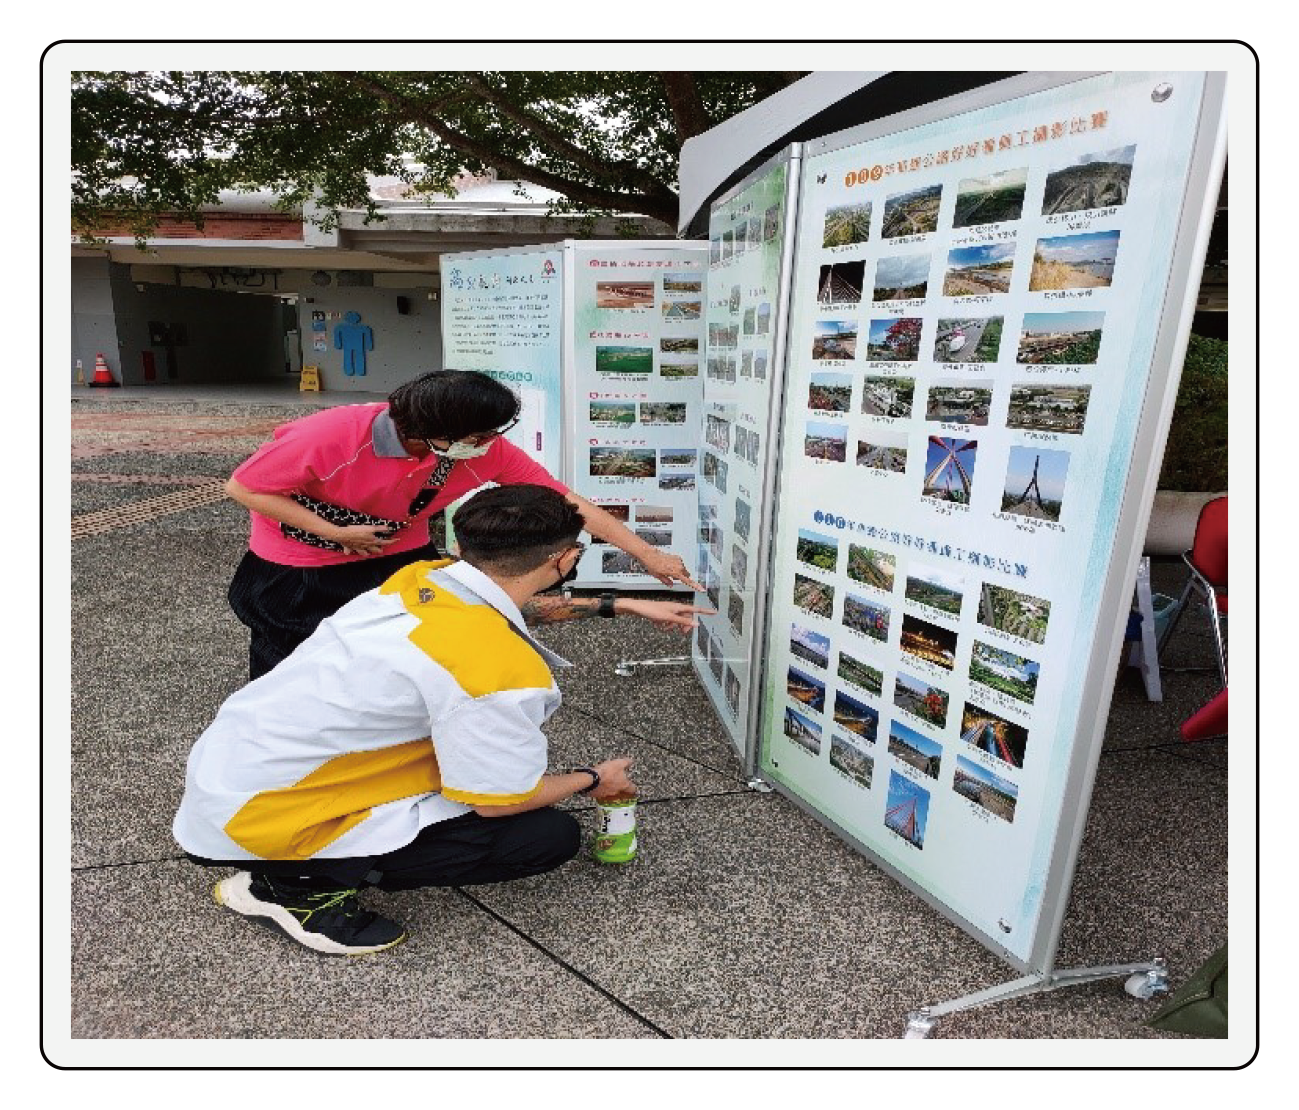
[[461, 417, 521, 446], [421, 416, 522, 451], [548, 541, 586, 562]]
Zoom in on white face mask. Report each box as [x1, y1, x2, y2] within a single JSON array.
[[427, 439, 492, 460]]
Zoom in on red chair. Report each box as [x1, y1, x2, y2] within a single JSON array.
[[1157, 496, 1227, 687], [1180, 687, 1227, 741]]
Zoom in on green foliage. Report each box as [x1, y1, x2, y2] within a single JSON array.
[[70, 71, 805, 242], [974, 316, 1002, 360], [1036, 329, 1102, 364], [1158, 334, 1229, 491]]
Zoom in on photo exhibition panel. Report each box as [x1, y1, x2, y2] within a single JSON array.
[[758, 71, 1216, 965], [441, 247, 566, 475], [569, 243, 707, 589], [694, 155, 798, 753]]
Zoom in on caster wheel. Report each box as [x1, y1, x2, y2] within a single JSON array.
[[1124, 972, 1162, 999], [904, 1012, 935, 1039]]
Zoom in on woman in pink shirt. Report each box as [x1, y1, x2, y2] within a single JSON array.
[[227, 370, 705, 679]]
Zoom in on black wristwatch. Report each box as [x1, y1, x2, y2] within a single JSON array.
[[597, 592, 617, 618], [571, 766, 601, 794]]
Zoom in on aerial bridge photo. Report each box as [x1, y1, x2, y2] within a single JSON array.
[[882, 183, 942, 237], [823, 202, 872, 247], [1041, 145, 1135, 215]]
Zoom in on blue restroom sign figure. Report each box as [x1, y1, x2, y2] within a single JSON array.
[[333, 311, 374, 376]]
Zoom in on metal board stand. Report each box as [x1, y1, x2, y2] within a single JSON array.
[[553, 585, 694, 677], [903, 959, 1169, 1038], [612, 654, 690, 677]]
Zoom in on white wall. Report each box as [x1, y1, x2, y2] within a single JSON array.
[[71, 257, 122, 382], [295, 286, 443, 394]]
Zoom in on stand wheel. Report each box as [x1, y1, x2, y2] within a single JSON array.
[[904, 1012, 935, 1039], [1124, 970, 1168, 999]]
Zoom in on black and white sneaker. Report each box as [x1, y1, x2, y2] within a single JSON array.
[[214, 871, 407, 956]]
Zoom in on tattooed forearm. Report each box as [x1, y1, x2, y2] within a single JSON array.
[[521, 596, 601, 625]]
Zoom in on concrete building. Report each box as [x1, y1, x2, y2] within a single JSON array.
[[71, 174, 674, 392]]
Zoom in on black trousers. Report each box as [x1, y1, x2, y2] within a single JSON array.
[[187, 808, 582, 891], [228, 541, 441, 680]]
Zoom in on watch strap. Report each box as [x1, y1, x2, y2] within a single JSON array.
[[598, 592, 617, 618], [571, 766, 600, 794]]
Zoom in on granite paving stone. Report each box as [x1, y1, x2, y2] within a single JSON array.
[[72, 860, 660, 1039], [470, 790, 1017, 1039]]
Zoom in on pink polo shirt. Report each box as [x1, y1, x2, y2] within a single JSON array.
[[232, 402, 568, 567]]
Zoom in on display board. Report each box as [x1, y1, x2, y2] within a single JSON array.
[[690, 151, 801, 754], [565, 242, 707, 589], [440, 246, 565, 475], [757, 71, 1224, 968]]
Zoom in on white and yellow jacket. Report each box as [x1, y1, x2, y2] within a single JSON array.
[[173, 559, 570, 862]]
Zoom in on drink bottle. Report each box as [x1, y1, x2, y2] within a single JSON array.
[[593, 792, 637, 864]]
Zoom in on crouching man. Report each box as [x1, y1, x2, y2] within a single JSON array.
[[173, 483, 711, 955]]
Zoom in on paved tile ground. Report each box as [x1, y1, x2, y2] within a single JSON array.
[[62, 387, 1237, 1061]]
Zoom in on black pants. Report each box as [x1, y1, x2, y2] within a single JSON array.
[[228, 541, 442, 680], [187, 808, 582, 892]]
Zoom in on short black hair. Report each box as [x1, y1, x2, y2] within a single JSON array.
[[453, 484, 584, 577], [388, 370, 521, 442]]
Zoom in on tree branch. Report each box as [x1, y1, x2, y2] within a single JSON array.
[[332, 72, 678, 225], [659, 73, 712, 142], [461, 73, 674, 203]]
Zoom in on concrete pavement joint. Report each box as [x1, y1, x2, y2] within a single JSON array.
[[567, 704, 746, 784], [1099, 742, 1228, 779], [631, 790, 765, 806], [1157, 745, 1229, 775], [454, 887, 674, 1039]]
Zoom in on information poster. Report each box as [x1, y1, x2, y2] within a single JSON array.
[[691, 156, 796, 750], [568, 244, 707, 588], [441, 247, 565, 475], [758, 72, 1212, 963]]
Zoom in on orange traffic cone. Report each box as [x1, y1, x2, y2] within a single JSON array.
[[89, 352, 119, 388]]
